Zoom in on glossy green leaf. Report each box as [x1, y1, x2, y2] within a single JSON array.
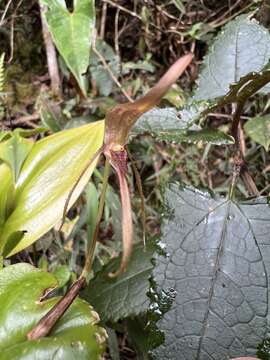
[[0, 164, 14, 226], [0, 263, 106, 359], [0, 121, 104, 256], [244, 115, 270, 150], [41, 0, 95, 96], [0, 133, 34, 182], [82, 243, 155, 322], [194, 15, 270, 100], [150, 184, 270, 359]]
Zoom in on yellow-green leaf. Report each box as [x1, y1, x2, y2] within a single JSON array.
[[0, 121, 104, 256], [0, 133, 34, 183]]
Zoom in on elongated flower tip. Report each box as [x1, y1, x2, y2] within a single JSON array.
[[104, 53, 193, 147], [134, 52, 194, 112], [107, 150, 133, 278]]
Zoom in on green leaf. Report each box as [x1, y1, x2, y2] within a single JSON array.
[[0, 121, 104, 256], [52, 265, 71, 288], [38, 98, 62, 132], [244, 115, 270, 150], [41, 0, 95, 96], [82, 243, 155, 322], [133, 107, 234, 145], [0, 263, 106, 359], [150, 184, 270, 359], [194, 15, 270, 100], [172, 0, 186, 13], [0, 164, 14, 226], [0, 131, 11, 142], [90, 39, 120, 96], [0, 133, 34, 182], [1, 231, 26, 258], [257, 338, 270, 360], [132, 107, 199, 136]]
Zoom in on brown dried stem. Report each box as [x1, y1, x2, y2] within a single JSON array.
[[231, 102, 259, 196], [39, 2, 62, 97]]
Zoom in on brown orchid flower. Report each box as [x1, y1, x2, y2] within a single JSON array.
[[28, 53, 193, 340], [96, 53, 193, 277]]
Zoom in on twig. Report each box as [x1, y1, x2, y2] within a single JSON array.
[[92, 36, 133, 102], [0, 0, 13, 26], [8, 13, 14, 63], [39, 2, 62, 97], [231, 102, 259, 196], [114, 7, 120, 60], [99, 1, 107, 39], [3, 114, 40, 128], [27, 277, 85, 340], [103, 0, 163, 33], [104, 0, 141, 20], [7, 0, 23, 63]]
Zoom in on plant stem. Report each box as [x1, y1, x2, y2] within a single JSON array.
[[27, 159, 110, 340], [231, 102, 259, 196], [27, 277, 85, 340], [81, 158, 110, 278]]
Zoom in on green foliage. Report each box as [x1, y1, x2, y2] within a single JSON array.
[[194, 15, 270, 100], [257, 338, 270, 360], [0, 133, 34, 183], [244, 115, 270, 150], [90, 39, 120, 96], [133, 107, 234, 144], [0, 263, 106, 359], [150, 184, 270, 359], [41, 0, 96, 96], [0, 121, 104, 256], [82, 243, 155, 322]]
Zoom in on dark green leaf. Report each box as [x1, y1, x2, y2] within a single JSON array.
[[133, 107, 233, 145], [257, 338, 270, 360], [41, 0, 95, 96], [194, 15, 270, 100], [244, 115, 270, 150], [106, 328, 120, 360], [82, 243, 155, 322], [132, 107, 199, 138], [127, 317, 151, 360], [0, 263, 106, 359], [38, 98, 62, 132], [150, 184, 270, 359], [156, 128, 234, 145]]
